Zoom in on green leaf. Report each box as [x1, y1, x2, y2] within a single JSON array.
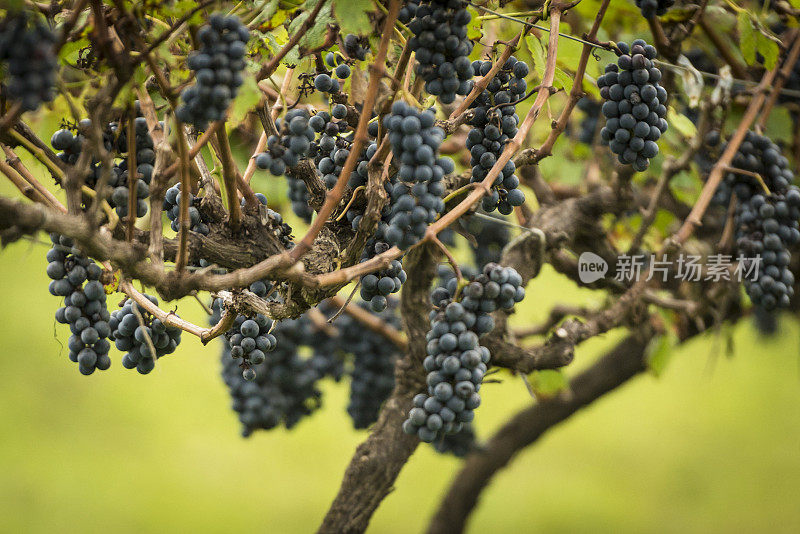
[[646, 333, 677, 377], [660, 6, 700, 22], [230, 75, 262, 125], [3, 0, 25, 11], [529, 369, 568, 398], [59, 39, 88, 64], [334, 0, 373, 36], [554, 22, 582, 69], [284, 0, 334, 65], [738, 12, 757, 65], [756, 31, 779, 70], [553, 66, 573, 93], [667, 107, 697, 139], [524, 35, 546, 79]]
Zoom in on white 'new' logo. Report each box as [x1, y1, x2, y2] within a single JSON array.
[[578, 252, 608, 284]]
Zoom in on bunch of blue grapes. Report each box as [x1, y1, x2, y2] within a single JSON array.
[[463, 211, 510, 267], [307, 303, 347, 381], [635, 0, 675, 18], [0, 13, 57, 111], [342, 34, 368, 61], [109, 294, 182, 374], [407, 0, 474, 103], [713, 132, 800, 311], [163, 184, 211, 235], [598, 40, 668, 172], [50, 121, 115, 192], [383, 101, 450, 248], [576, 97, 602, 145], [218, 313, 326, 436], [50, 116, 155, 219], [313, 52, 353, 95], [337, 299, 403, 429], [255, 109, 316, 175], [46, 234, 112, 375], [467, 57, 528, 214], [225, 313, 277, 380], [398, 0, 421, 23], [311, 107, 359, 189], [177, 14, 249, 129], [108, 116, 156, 219], [433, 422, 476, 457], [403, 263, 525, 442], [359, 238, 407, 311], [325, 50, 352, 80]]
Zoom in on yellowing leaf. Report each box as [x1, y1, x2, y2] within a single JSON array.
[[667, 107, 697, 139], [466, 7, 483, 40]]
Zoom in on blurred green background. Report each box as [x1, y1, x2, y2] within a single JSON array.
[[1, 224, 800, 532]]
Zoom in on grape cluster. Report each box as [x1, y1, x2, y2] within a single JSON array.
[[383, 102, 450, 248], [635, 0, 675, 19], [50, 116, 155, 219], [325, 50, 352, 80], [225, 313, 277, 380], [433, 422, 476, 457], [706, 131, 799, 311], [163, 184, 210, 235], [576, 97, 602, 145], [108, 117, 156, 219], [598, 40, 668, 172], [109, 295, 182, 374], [407, 0, 474, 103], [342, 34, 368, 61], [313, 53, 352, 96], [463, 211, 510, 267], [359, 239, 407, 312], [752, 305, 779, 336], [46, 234, 112, 375], [467, 58, 528, 214], [311, 110, 361, 189], [398, 0, 421, 24], [255, 109, 316, 176], [336, 300, 402, 429], [403, 263, 525, 442], [219, 313, 326, 436], [177, 14, 249, 129], [0, 13, 56, 111], [721, 133, 799, 310], [50, 123, 112, 191]]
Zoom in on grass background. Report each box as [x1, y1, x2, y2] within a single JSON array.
[[1, 228, 799, 532]]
